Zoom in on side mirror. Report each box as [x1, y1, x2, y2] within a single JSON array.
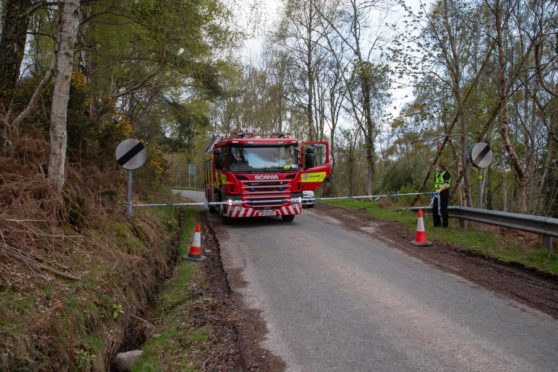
[[214, 149, 223, 170], [304, 148, 315, 169]]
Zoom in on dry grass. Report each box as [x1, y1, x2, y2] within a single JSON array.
[[0, 129, 180, 370]]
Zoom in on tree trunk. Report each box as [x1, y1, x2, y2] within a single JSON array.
[[0, 0, 33, 113], [48, 0, 81, 192], [536, 133, 554, 214], [327, 89, 338, 196], [441, 0, 472, 207], [306, 1, 315, 140], [362, 76, 375, 195], [348, 148, 354, 197], [495, 0, 527, 212], [328, 126, 336, 196], [457, 94, 472, 207]]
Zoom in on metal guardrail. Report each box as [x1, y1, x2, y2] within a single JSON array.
[[411, 206, 557, 250]]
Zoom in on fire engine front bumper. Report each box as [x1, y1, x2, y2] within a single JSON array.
[[225, 203, 302, 218]]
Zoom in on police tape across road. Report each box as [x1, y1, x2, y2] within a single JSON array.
[[132, 192, 433, 208]]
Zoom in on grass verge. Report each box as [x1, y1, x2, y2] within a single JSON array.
[[323, 199, 558, 275], [133, 207, 212, 371]]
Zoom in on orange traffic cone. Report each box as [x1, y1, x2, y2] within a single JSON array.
[[411, 209, 433, 246], [184, 223, 205, 261]]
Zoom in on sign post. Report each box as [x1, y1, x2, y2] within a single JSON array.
[[188, 163, 196, 188], [127, 170, 133, 216], [478, 171, 484, 209], [115, 139, 147, 217], [469, 142, 493, 209]]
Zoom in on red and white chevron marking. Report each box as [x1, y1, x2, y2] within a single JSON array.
[[226, 203, 302, 218]]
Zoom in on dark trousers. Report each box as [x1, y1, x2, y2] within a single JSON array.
[[433, 189, 449, 227]]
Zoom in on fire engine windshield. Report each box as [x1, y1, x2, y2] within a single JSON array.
[[229, 145, 298, 172]]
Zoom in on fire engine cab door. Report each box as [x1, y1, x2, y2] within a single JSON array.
[[300, 141, 330, 191]]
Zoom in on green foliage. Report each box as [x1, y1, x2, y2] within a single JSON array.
[[161, 99, 210, 154], [74, 348, 96, 371], [158, 207, 200, 313], [347, 61, 392, 122], [112, 304, 124, 320], [74, 336, 104, 371], [0, 291, 34, 366], [8, 0, 237, 191], [379, 158, 421, 193], [108, 221, 146, 254]]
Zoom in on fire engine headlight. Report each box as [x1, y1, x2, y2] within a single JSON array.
[[227, 199, 233, 206], [291, 197, 302, 204]]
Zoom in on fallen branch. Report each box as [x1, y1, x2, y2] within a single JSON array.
[[9, 249, 81, 281], [130, 313, 155, 329], [5, 219, 49, 222], [5, 219, 82, 245], [1, 239, 81, 281]]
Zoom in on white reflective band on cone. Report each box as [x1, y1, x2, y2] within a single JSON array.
[[417, 216, 425, 232], [193, 232, 201, 247]]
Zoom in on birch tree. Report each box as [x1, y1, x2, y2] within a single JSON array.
[[48, 0, 81, 192], [317, 0, 388, 195], [276, 0, 327, 140], [429, 0, 475, 206]]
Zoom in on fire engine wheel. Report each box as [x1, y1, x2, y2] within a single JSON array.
[[282, 215, 295, 222], [221, 213, 231, 224], [209, 192, 218, 213]]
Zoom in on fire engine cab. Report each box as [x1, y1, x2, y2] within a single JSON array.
[[203, 132, 330, 223]]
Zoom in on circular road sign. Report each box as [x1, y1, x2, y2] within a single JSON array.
[[115, 139, 147, 170], [470, 142, 492, 169]]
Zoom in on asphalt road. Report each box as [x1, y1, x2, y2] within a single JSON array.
[[175, 190, 558, 372]]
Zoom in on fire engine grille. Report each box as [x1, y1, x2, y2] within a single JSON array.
[[241, 179, 292, 209]]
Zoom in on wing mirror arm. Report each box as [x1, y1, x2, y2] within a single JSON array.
[[214, 148, 223, 170], [304, 148, 315, 169]]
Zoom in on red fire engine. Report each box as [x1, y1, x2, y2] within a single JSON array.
[[203, 132, 330, 223]]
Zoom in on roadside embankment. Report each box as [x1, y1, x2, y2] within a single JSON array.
[[0, 200, 183, 370], [0, 132, 185, 370]]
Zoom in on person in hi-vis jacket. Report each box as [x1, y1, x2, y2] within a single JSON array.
[[433, 163, 451, 228]]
